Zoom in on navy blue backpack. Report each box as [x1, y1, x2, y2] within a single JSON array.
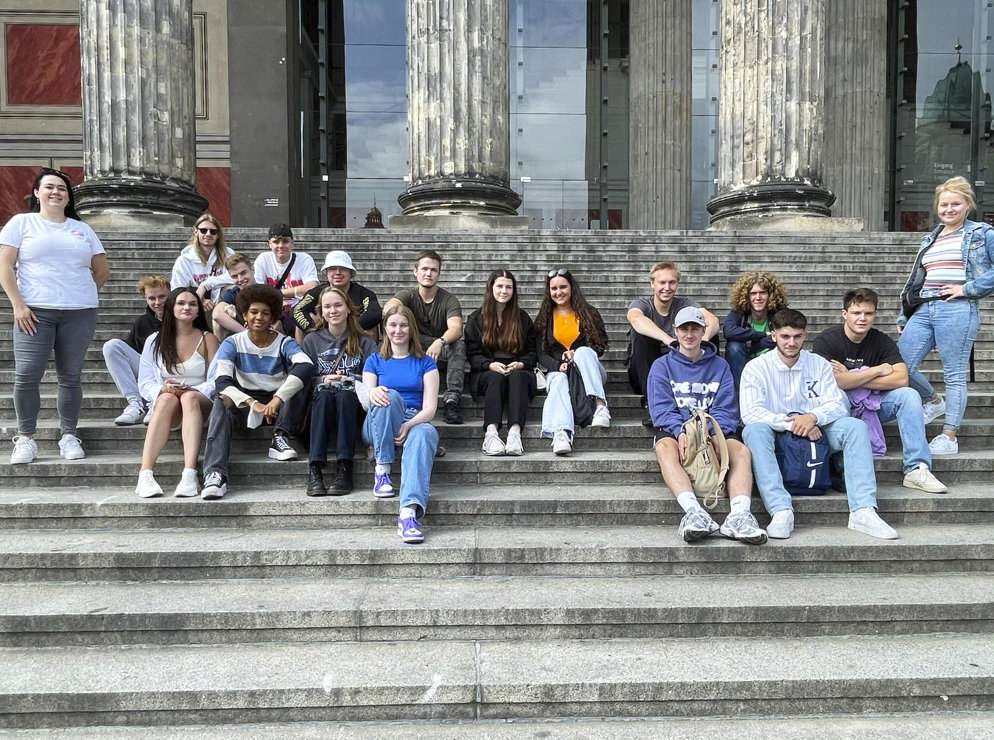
[[774, 431, 832, 496]]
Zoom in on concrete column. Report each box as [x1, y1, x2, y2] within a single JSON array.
[[708, 0, 843, 228], [824, 0, 887, 230], [75, 0, 207, 226], [628, 0, 692, 230], [395, 0, 523, 225]]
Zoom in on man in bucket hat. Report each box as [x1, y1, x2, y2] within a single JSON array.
[[292, 249, 382, 342]]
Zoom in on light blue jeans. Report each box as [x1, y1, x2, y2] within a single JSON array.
[[102, 338, 143, 407], [12, 307, 97, 436], [743, 417, 878, 515], [876, 387, 930, 474], [898, 299, 979, 431], [540, 346, 607, 438], [362, 389, 438, 514]]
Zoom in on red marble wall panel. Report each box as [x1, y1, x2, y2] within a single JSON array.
[[0, 166, 83, 226], [196, 167, 231, 226], [5, 24, 81, 106]]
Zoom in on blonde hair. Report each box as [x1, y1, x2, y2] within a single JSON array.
[[312, 286, 366, 358], [649, 261, 682, 282], [934, 176, 976, 214], [378, 303, 425, 359], [137, 275, 170, 294]]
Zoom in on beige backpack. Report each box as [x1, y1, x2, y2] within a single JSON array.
[[680, 408, 730, 509]]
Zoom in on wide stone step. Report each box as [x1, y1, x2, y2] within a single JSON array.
[[1, 523, 991, 582], [2, 572, 990, 648], [1, 633, 992, 729]]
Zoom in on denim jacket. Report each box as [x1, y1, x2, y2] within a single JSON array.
[[898, 219, 994, 326]]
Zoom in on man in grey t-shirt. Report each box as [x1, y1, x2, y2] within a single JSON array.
[[627, 261, 719, 417]]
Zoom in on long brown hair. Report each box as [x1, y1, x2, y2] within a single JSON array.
[[535, 269, 608, 354], [187, 213, 228, 269], [480, 269, 523, 354], [379, 303, 425, 359], [312, 286, 365, 358], [154, 288, 210, 374]]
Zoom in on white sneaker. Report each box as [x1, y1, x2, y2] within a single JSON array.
[[928, 433, 958, 456], [173, 468, 200, 497], [552, 429, 572, 455], [114, 402, 144, 426], [848, 507, 898, 540], [482, 432, 506, 456], [10, 436, 37, 465], [143, 407, 154, 425], [135, 469, 163, 498], [505, 432, 524, 456], [922, 397, 946, 425], [591, 405, 611, 428], [767, 509, 794, 539], [902, 462, 947, 494], [58, 435, 85, 460]]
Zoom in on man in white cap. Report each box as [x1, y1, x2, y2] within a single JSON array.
[[292, 249, 382, 343], [648, 305, 767, 545]]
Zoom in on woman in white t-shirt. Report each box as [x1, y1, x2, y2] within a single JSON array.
[[170, 213, 234, 313], [0, 168, 110, 465]]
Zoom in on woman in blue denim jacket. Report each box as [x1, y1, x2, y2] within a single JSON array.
[[898, 176, 994, 455]]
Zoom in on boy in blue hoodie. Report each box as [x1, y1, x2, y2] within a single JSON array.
[[648, 306, 767, 544]]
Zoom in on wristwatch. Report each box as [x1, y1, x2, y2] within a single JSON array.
[[437, 337, 448, 347]]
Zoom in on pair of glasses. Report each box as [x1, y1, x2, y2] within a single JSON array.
[[198, 227, 218, 235], [548, 268, 568, 278]]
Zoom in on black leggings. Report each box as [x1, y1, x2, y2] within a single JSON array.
[[477, 369, 534, 429]]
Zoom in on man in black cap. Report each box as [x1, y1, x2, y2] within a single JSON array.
[[253, 223, 319, 335]]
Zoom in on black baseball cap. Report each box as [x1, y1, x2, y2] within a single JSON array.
[[268, 222, 293, 239]]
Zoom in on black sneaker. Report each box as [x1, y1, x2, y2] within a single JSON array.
[[444, 400, 463, 425], [201, 470, 227, 500], [330, 460, 353, 495], [269, 434, 298, 461], [306, 463, 328, 497]]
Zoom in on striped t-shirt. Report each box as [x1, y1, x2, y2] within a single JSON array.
[[214, 331, 311, 392], [921, 229, 966, 296]]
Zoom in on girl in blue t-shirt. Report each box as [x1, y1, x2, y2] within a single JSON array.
[[362, 303, 440, 543]]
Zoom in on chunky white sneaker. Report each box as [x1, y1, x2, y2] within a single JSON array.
[[135, 469, 163, 498], [902, 462, 947, 494], [58, 435, 85, 460], [767, 509, 795, 539], [173, 468, 200, 498], [928, 433, 958, 456], [922, 397, 946, 425], [719, 511, 768, 545], [591, 405, 611, 428], [482, 432, 506, 456], [10, 436, 38, 465], [848, 507, 898, 539], [552, 429, 572, 455], [505, 432, 524, 456], [678, 508, 719, 542], [114, 402, 144, 426]]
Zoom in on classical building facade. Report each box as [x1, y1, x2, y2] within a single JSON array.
[[0, 0, 990, 229]]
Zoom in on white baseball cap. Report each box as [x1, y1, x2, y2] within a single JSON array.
[[674, 306, 706, 327]]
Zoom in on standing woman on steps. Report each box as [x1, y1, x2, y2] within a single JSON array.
[[534, 268, 611, 456], [898, 176, 994, 457], [362, 303, 440, 544], [170, 213, 234, 313], [135, 288, 219, 498], [0, 168, 110, 465], [465, 269, 537, 456]]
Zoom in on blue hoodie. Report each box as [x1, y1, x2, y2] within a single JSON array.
[[647, 340, 739, 437]]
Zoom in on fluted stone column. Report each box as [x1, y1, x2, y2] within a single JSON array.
[[629, 0, 692, 230], [394, 0, 524, 228], [708, 0, 851, 229], [75, 0, 207, 227], [824, 0, 887, 230]]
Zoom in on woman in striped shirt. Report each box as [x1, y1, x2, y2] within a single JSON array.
[[898, 176, 994, 455]]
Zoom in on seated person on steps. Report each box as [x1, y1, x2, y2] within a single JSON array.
[[722, 271, 788, 389]]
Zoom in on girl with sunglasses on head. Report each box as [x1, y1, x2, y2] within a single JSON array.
[[465, 269, 537, 455], [534, 268, 611, 455], [135, 288, 218, 498], [1, 168, 110, 465], [170, 213, 234, 313]]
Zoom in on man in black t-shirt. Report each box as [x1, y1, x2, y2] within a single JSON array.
[[813, 288, 946, 493]]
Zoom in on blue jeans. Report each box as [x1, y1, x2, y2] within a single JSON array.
[[540, 347, 607, 437], [876, 386, 930, 474], [898, 299, 979, 431], [12, 307, 97, 435], [725, 340, 749, 389], [362, 390, 438, 514], [743, 417, 878, 514], [102, 338, 143, 407]]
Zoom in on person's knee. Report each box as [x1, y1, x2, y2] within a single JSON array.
[[727, 438, 752, 466], [408, 422, 439, 447], [725, 341, 747, 360], [547, 372, 568, 392], [654, 437, 680, 464], [742, 423, 772, 446]]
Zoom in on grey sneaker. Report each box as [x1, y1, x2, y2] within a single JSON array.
[[719, 510, 768, 545], [678, 508, 719, 542]]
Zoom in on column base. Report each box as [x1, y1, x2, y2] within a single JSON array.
[[398, 179, 522, 218], [75, 177, 208, 228], [389, 213, 529, 231], [708, 214, 865, 232], [707, 182, 837, 225]]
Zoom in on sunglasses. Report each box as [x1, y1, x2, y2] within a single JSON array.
[[197, 227, 219, 235], [547, 268, 568, 278]]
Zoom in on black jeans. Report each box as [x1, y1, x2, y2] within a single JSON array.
[[626, 331, 667, 398], [308, 385, 361, 464], [203, 390, 304, 478], [477, 368, 534, 429]]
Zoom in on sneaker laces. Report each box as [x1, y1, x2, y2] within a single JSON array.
[[272, 436, 292, 452], [204, 471, 224, 488]]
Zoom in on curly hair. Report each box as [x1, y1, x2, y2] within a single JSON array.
[[480, 269, 523, 354], [312, 286, 366, 358], [534, 269, 608, 354], [728, 272, 789, 315], [236, 284, 283, 320]]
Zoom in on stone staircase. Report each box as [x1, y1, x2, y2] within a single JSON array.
[[1, 229, 993, 736]]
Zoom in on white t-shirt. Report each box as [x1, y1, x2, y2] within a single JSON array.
[[0, 212, 105, 309], [253, 250, 318, 306]]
